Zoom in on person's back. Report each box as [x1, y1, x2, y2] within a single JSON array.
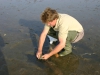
[[56, 13, 83, 33]]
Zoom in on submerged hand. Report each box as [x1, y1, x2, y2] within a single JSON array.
[[41, 53, 51, 60], [36, 51, 42, 59]]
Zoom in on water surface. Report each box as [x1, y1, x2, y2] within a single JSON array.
[[0, 0, 100, 75]]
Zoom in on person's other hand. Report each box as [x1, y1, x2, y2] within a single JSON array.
[[36, 51, 42, 59], [41, 53, 51, 60]]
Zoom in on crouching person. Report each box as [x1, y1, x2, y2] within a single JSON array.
[[36, 7, 84, 60]]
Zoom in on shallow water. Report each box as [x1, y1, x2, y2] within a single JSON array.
[[0, 0, 100, 75]]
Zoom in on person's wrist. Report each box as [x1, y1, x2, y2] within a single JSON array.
[[48, 52, 53, 57], [38, 48, 42, 52], [38, 50, 42, 53]]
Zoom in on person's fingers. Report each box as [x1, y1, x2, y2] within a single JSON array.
[[36, 53, 41, 59], [41, 55, 44, 58], [37, 54, 39, 58], [36, 53, 38, 57], [41, 55, 46, 60]]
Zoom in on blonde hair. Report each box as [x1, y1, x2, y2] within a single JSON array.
[[41, 7, 59, 23]]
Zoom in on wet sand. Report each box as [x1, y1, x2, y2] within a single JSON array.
[[0, 0, 100, 75]]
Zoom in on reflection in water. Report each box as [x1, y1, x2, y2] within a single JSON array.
[[0, 35, 9, 75], [44, 53, 79, 75]]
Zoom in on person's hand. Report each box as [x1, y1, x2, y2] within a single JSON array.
[[36, 51, 42, 59], [41, 53, 51, 60]]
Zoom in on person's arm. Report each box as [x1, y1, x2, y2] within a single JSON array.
[[36, 28, 49, 59], [49, 37, 66, 55], [42, 37, 66, 60]]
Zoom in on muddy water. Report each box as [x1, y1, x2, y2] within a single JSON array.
[[0, 0, 100, 75]]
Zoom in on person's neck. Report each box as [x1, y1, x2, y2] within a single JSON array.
[[53, 19, 57, 28]]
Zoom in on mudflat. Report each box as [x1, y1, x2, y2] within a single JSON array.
[[0, 0, 100, 75]]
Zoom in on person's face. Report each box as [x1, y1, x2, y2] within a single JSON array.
[[47, 19, 57, 27]]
